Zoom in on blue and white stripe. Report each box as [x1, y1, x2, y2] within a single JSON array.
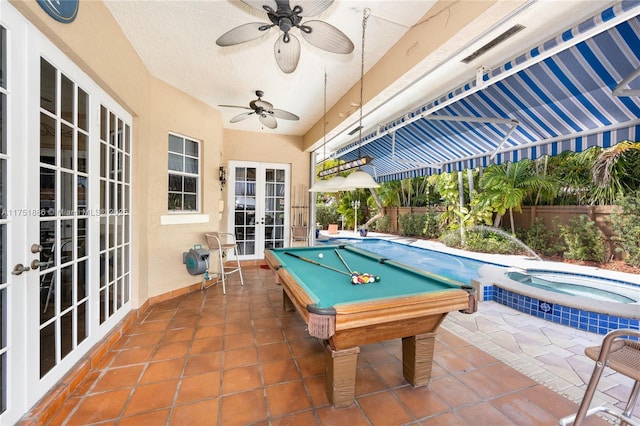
[[336, 2, 640, 183]]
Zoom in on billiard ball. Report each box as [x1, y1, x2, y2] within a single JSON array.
[[375, 275, 381, 282], [318, 253, 323, 259]]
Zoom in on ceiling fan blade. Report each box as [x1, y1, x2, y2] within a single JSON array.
[[259, 114, 278, 129], [292, 0, 334, 17], [300, 20, 354, 54], [274, 33, 300, 73], [216, 22, 271, 46], [218, 104, 252, 110], [230, 111, 255, 123], [240, 0, 278, 13], [270, 109, 299, 121]]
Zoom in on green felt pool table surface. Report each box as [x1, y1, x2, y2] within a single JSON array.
[[266, 245, 467, 309]]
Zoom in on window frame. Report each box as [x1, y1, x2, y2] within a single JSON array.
[[167, 132, 201, 213]]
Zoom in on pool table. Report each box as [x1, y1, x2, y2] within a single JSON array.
[[264, 244, 477, 407]]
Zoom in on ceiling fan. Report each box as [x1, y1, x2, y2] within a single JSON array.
[[219, 90, 300, 129], [216, 0, 354, 73]]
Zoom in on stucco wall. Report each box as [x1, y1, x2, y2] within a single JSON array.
[[9, 1, 309, 305]]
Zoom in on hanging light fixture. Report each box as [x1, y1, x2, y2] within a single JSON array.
[[308, 178, 330, 192], [321, 175, 347, 192], [309, 71, 330, 193], [340, 8, 379, 190]]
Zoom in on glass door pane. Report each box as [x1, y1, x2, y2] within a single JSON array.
[[263, 168, 286, 250], [233, 166, 256, 256], [38, 58, 91, 378], [98, 108, 131, 325]]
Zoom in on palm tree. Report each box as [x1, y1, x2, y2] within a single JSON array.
[[591, 140, 640, 204], [375, 177, 434, 208], [377, 180, 402, 208], [478, 159, 558, 234], [545, 149, 595, 205]]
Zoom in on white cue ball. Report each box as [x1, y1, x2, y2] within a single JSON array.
[[318, 253, 324, 259]]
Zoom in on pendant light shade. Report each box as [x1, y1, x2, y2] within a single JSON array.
[[321, 176, 347, 192], [308, 178, 330, 192], [340, 170, 380, 189]]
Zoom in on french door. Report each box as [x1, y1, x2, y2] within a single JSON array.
[[1, 4, 131, 423], [228, 161, 290, 260]]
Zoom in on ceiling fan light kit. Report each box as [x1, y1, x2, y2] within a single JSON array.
[[216, 0, 354, 73]]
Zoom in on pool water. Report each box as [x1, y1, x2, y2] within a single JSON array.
[[506, 271, 637, 303], [321, 238, 485, 284]]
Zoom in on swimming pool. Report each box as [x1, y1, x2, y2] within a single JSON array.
[[320, 237, 640, 335], [323, 238, 486, 284]]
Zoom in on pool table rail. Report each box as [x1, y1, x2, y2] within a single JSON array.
[[332, 289, 471, 329]]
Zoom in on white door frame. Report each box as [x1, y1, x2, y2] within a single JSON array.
[[227, 161, 290, 260], [2, 3, 29, 422]]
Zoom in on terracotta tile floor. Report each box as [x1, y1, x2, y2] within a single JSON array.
[[44, 266, 614, 425]]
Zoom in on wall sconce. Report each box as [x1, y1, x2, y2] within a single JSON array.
[[219, 166, 226, 189]]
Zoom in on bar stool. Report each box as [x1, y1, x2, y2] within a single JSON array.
[[290, 225, 310, 246], [559, 329, 640, 426], [204, 232, 244, 294]]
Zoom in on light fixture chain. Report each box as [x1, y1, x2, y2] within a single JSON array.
[[358, 8, 370, 159], [323, 70, 327, 159]]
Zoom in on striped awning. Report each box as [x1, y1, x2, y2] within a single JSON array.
[[335, 1, 640, 182]]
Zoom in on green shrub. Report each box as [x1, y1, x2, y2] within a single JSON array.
[[610, 192, 640, 266], [439, 231, 462, 248], [315, 204, 340, 229], [558, 215, 608, 263], [371, 215, 390, 233], [398, 213, 426, 237], [465, 229, 525, 254], [440, 228, 525, 255], [519, 217, 565, 257], [423, 212, 442, 239]]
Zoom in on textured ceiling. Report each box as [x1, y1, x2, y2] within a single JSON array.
[[104, 0, 616, 156], [105, 0, 436, 135]]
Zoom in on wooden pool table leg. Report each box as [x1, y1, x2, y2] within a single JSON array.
[[282, 290, 295, 312], [402, 332, 436, 386], [324, 344, 360, 407]]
